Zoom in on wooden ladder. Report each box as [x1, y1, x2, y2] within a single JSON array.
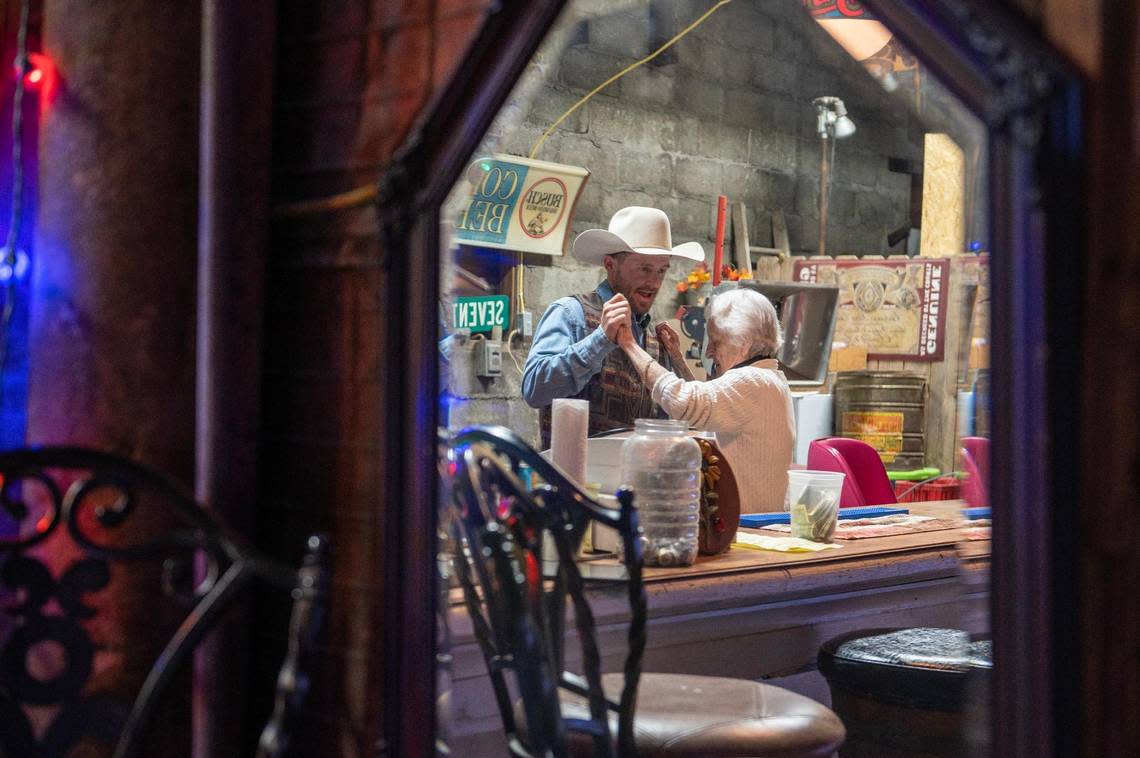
[[728, 201, 790, 280]]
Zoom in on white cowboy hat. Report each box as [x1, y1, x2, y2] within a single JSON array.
[[572, 206, 705, 265]]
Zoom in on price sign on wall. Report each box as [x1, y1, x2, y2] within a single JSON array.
[[454, 155, 590, 257]]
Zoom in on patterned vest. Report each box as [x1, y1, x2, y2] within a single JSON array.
[[539, 292, 663, 449]]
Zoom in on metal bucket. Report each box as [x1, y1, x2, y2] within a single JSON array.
[[833, 370, 927, 470]]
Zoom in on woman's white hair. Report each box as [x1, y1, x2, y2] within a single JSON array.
[[705, 288, 783, 359]]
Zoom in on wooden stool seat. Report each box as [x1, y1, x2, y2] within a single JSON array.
[[547, 673, 845, 757]]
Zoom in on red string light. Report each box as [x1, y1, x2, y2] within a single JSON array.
[[23, 52, 53, 94]]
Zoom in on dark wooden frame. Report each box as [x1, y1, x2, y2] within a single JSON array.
[[377, 3, 570, 757], [378, 1, 1085, 756]]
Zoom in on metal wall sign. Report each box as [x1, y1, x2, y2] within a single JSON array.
[[454, 155, 589, 256], [793, 257, 950, 361], [452, 295, 510, 333]]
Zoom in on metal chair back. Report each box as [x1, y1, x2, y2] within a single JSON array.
[[442, 425, 646, 758], [0, 447, 328, 758]]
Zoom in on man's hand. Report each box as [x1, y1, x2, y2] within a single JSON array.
[[601, 293, 632, 344], [655, 322, 682, 355]]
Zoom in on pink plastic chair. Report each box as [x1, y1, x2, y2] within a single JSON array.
[[806, 439, 866, 508], [959, 436, 990, 507], [823, 438, 899, 506], [807, 437, 899, 507]]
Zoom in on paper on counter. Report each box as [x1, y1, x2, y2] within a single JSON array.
[[760, 514, 952, 539], [732, 531, 843, 553]]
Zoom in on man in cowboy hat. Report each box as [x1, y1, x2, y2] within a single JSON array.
[[522, 206, 705, 447]]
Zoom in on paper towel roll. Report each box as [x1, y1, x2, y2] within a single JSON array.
[[792, 392, 834, 466], [957, 390, 976, 438], [550, 398, 589, 487]]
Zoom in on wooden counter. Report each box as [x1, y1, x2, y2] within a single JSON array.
[[442, 502, 990, 752]]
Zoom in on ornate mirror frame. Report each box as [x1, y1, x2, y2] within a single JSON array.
[[377, 1, 1084, 755]]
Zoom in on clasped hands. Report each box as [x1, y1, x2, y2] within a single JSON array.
[[601, 293, 682, 354]]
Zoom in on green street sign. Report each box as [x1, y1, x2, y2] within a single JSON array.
[[452, 295, 510, 334]]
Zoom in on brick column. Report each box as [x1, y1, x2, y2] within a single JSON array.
[[261, 2, 492, 754], [28, 0, 201, 753], [29, 0, 199, 471]]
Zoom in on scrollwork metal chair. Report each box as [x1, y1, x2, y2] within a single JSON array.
[[443, 425, 846, 758], [0, 447, 329, 758], [443, 425, 645, 757]]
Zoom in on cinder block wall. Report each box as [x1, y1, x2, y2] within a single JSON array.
[[480, 0, 924, 325], [448, 0, 926, 445]]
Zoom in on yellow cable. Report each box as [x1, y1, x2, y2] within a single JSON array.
[[520, 1, 734, 313], [505, 329, 524, 373], [528, 0, 735, 160]]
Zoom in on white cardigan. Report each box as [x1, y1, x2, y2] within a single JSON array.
[[651, 359, 795, 513]]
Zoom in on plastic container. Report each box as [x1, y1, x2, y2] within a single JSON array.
[[585, 435, 628, 554], [785, 469, 845, 542], [894, 477, 960, 503], [619, 419, 701, 566], [585, 436, 626, 493]]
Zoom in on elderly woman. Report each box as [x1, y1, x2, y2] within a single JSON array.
[[615, 287, 795, 512]]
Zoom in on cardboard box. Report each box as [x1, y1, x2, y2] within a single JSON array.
[[828, 345, 868, 372]]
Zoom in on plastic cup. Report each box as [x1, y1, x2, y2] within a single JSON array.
[[785, 469, 845, 542]]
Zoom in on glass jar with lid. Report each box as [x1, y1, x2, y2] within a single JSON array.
[[619, 419, 701, 567]]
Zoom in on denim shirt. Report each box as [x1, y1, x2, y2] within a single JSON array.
[[521, 281, 652, 408]]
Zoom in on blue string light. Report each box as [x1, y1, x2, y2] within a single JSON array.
[[0, 0, 33, 445], [0, 247, 29, 282]]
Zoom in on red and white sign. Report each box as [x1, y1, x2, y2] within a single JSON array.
[[794, 257, 950, 361], [803, 0, 871, 19]]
